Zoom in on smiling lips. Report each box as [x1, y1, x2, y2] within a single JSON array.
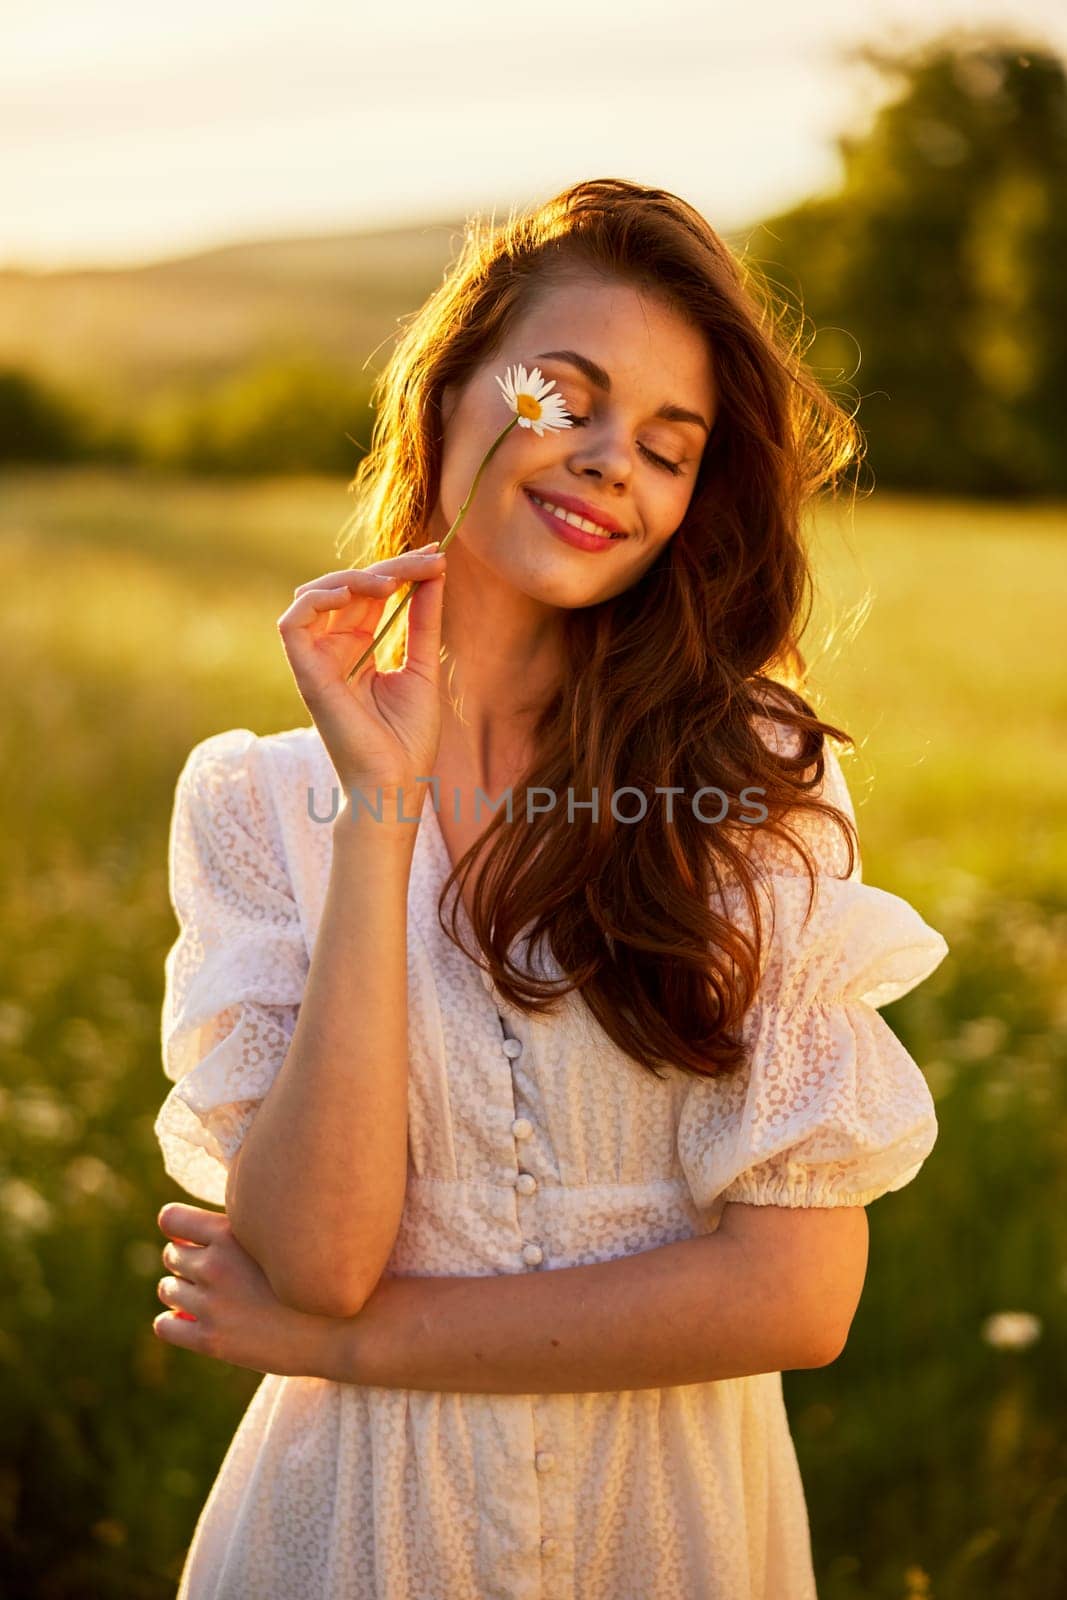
[[525, 490, 628, 541]]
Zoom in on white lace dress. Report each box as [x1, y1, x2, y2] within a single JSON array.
[[156, 719, 949, 1600]]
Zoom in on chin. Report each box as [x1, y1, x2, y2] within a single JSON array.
[[490, 550, 594, 605]]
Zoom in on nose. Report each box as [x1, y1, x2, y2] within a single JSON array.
[[568, 422, 631, 490]]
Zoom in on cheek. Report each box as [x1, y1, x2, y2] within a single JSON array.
[[638, 498, 685, 553], [440, 409, 523, 521], [657, 478, 696, 540], [436, 447, 484, 534]]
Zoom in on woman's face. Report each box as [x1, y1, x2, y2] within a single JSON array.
[[430, 272, 718, 607]]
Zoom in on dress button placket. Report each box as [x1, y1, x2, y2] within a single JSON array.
[[491, 1020, 574, 1586], [532, 1392, 576, 1592]]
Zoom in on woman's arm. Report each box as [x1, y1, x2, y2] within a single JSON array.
[[331, 1202, 868, 1392], [157, 1200, 868, 1392], [224, 797, 418, 1319]]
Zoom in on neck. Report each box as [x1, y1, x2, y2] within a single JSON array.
[[436, 542, 565, 792]]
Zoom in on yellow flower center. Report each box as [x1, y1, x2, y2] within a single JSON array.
[[516, 393, 542, 421]]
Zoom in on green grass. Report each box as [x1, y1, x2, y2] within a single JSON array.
[[805, 493, 1067, 897], [0, 467, 1064, 1597]]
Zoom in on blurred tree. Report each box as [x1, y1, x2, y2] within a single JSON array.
[[139, 352, 376, 476], [0, 367, 87, 463], [754, 32, 1067, 496]]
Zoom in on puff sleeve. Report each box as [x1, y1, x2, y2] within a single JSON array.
[[677, 737, 949, 1212], [155, 728, 311, 1205]]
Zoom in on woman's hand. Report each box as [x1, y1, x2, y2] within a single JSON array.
[[153, 1201, 341, 1378], [277, 545, 448, 794]]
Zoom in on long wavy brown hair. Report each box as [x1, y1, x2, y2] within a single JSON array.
[[335, 176, 866, 1082]]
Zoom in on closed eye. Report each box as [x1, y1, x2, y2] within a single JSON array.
[[568, 414, 684, 477]]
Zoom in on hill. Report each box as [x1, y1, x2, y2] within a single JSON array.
[[0, 219, 467, 417]]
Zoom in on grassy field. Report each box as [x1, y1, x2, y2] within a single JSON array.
[[0, 466, 1064, 1597]]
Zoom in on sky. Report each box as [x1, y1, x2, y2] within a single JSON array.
[[3, 0, 1064, 271]]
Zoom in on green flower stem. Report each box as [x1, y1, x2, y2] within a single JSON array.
[[345, 413, 522, 683]]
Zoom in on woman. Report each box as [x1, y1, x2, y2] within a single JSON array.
[[153, 177, 949, 1598]]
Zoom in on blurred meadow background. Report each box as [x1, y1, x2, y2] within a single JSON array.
[[1, 5, 1066, 1597]]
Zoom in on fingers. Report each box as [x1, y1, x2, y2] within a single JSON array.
[[277, 570, 430, 641], [154, 1218, 215, 1349], [291, 546, 444, 600], [401, 561, 446, 680], [157, 1273, 207, 1320], [162, 1240, 205, 1281], [153, 1310, 202, 1349], [157, 1201, 227, 1246], [279, 586, 360, 635]]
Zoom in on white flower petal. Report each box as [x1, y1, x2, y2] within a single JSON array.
[[494, 363, 574, 429], [538, 394, 573, 430]]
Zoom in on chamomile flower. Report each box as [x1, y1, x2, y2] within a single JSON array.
[[494, 364, 574, 437]]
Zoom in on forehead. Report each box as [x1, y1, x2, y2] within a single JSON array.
[[508, 273, 716, 411]]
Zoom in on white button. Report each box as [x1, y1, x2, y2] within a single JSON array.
[[511, 1116, 533, 1140], [521, 1242, 544, 1266], [514, 1172, 537, 1196], [502, 1037, 523, 1059], [534, 1450, 555, 1473], [541, 1537, 559, 1556]]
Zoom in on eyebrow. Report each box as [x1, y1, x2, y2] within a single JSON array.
[[535, 349, 713, 434]]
